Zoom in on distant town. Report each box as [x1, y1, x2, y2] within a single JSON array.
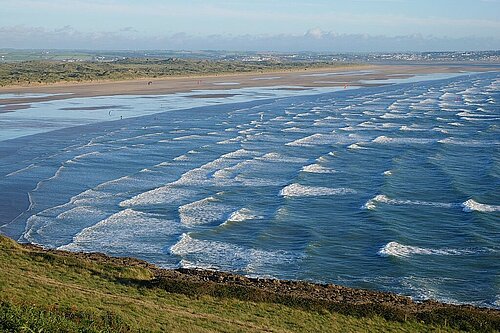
[[1, 49, 499, 64]]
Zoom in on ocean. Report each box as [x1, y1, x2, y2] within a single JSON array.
[[0, 71, 498, 309]]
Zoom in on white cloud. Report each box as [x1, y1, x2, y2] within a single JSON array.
[[0, 25, 498, 52], [4, 0, 500, 38], [305, 28, 324, 39]]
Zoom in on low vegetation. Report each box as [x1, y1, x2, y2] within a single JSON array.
[[0, 58, 347, 87], [0, 235, 498, 332]]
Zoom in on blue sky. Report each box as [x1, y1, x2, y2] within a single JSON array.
[[1, 0, 499, 51]]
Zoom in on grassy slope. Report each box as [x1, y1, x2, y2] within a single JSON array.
[[0, 235, 490, 332]]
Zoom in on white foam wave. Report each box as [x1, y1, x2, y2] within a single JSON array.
[[457, 111, 497, 118], [174, 153, 251, 186], [387, 102, 399, 110], [212, 159, 253, 180], [419, 98, 438, 105], [462, 116, 499, 122], [220, 149, 257, 159], [120, 185, 195, 207], [269, 116, 288, 121], [339, 126, 358, 131], [179, 196, 232, 226], [378, 241, 476, 258], [462, 199, 500, 213], [432, 127, 449, 134], [280, 184, 356, 198], [22, 215, 54, 244], [111, 132, 163, 143], [371, 136, 393, 144], [293, 112, 313, 118], [438, 138, 499, 147], [372, 136, 435, 144], [43, 165, 66, 182], [400, 125, 428, 132], [216, 136, 243, 144], [243, 133, 286, 143], [238, 128, 258, 135], [348, 143, 368, 150], [285, 133, 328, 147], [286, 133, 356, 147], [315, 156, 329, 163], [72, 151, 102, 161], [94, 175, 135, 192], [123, 148, 261, 204], [233, 175, 287, 187], [6, 163, 36, 177], [256, 152, 309, 164], [362, 194, 457, 210], [60, 209, 178, 253], [281, 127, 306, 133], [170, 233, 299, 273], [55, 206, 104, 220], [461, 87, 482, 95], [173, 134, 205, 141], [21, 187, 122, 245], [221, 208, 263, 226], [440, 92, 460, 101], [173, 154, 189, 161], [301, 164, 337, 174], [380, 112, 408, 119]]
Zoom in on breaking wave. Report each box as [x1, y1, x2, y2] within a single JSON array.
[[462, 199, 500, 213], [378, 241, 480, 258], [280, 183, 356, 198], [363, 194, 457, 210]]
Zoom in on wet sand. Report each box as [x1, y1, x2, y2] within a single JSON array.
[[0, 104, 32, 113], [59, 105, 128, 111], [186, 93, 241, 99], [0, 64, 493, 107]]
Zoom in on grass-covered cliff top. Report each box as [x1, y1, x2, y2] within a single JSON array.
[[0, 58, 351, 87], [0, 235, 498, 332]]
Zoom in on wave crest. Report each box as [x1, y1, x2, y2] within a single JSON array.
[[281, 183, 356, 198], [462, 199, 500, 213], [378, 241, 477, 258]]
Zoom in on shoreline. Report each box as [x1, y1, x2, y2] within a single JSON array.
[[13, 237, 499, 330], [0, 64, 495, 107], [1, 66, 499, 331], [4, 233, 499, 331]]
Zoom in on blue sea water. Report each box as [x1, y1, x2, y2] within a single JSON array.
[[0, 71, 499, 308]]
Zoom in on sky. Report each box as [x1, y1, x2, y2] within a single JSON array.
[[1, 0, 499, 51]]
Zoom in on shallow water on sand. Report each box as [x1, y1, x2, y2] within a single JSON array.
[[0, 71, 499, 308]]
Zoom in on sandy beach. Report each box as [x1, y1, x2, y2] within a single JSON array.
[[0, 64, 493, 108]]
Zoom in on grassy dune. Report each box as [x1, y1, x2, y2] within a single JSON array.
[[0, 58, 350, 87], [0, 235, 498, 332]]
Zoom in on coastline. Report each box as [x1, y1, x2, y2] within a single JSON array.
[[1, 65, 499, 331], [6, 236, 498, 331], [0, 64, 495, 107]]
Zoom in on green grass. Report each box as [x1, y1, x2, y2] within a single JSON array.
[[0, 58, 355, 87], [0, 235, 496, 332]]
